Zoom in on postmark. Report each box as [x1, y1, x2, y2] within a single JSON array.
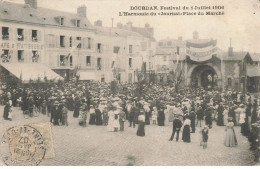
[[5, 125, 46, 166]]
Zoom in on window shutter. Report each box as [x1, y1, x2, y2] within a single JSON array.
[[28, 50, 32, 63], [91, 38, 94, 50], [72, 37, 76, 47], [83, 38, 86, 49], [8, 27, 13, 41], [56, 35, 60, 48], [57, 55, 60, 67], [63, 35, 66, 48], [49, 55, 53, 67], [28, 30, 32, 42], [38, 30, 41, 42], [24, 29, 29, 41], [66, 36, 70, 48], [45, 34, 49, 46], [15, 28, 18, 41]]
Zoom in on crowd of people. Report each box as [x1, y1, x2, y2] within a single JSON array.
[[1, 80, 260, 148]]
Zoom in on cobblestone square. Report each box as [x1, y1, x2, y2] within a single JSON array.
[[0, 106, 257, 166]]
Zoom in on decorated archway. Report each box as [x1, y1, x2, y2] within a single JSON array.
[[188, 64, 222, 90]]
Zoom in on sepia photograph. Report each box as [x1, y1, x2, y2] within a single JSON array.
[[0, 0, 260, 166]]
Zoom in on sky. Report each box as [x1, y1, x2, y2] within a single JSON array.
[[5, 0, 260, 53]]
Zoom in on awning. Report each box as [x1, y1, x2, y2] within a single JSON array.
[[0, 63, 64, 83], [79, 71, 96, 81], [247, 66, 260, 77]]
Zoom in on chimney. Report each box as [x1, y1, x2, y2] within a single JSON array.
[[145, 23, 154, 36], [126, 21, 132, 30], [193, 31, 199, 39], [228, 38, 234, 56], [24, 0, 37, 9], [117, 22, 123, 29], [77, 5, 87, 17], [94, 20, 102, 27], [228, 47, 234, 57]]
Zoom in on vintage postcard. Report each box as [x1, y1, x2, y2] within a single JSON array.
[[0, 0, 260, 166]]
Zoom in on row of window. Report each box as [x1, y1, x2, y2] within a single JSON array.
[[58, 55, 103, 70], [2, 27, 40, 42], [58, 55, 134, 70], [1, 49, 39, 63]]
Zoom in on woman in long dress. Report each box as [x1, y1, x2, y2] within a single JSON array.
[[113, 109, 120, 132], [107, 109, 115, 132], [217, 103, 224, 126], [157, 108, 165, 126], [95, 107, 103, 126], [223, 106, 229, 126], [3, 101, 11, 120], [137, 110, 145, 137], [182, 118, 191, 143], [89, 105, 96, 125], [224, 117, 237, 147], [164, 105, 170, 126]]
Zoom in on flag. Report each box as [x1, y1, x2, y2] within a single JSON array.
[[20, 71, 22, 82], [111, 61, 115, 68]]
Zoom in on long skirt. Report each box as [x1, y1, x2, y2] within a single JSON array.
[[217, 114, 224, 126], [137, 121, 145, 137], [182, 125, 191, 142], [3, 105, 9, 120], [145, 112, 150, 125], [225, 128, 237, 147], [241, 122, 250, 136], [95, 114, 103, 125], [73, 108, 80, 118], [89, 114, 96, 125]]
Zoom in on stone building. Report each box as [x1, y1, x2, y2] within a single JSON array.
[[155, 32, 260, 93], [0, 0, 156, 84]]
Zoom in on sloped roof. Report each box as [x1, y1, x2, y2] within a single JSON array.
[[220, 51, 249, 61], [94, 26, 142, 37], [247, 65, 260, 77], [250, 53, 260, 62], [155, 47, 170, 55], [0, 1, 94, 29], [0, 2, 44, 25], [131, 27, 156, 41]]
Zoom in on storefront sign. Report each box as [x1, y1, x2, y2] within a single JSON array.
[[0, 42, 44, 50]]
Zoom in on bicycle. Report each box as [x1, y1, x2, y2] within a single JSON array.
[[23, 106, 40, 119]]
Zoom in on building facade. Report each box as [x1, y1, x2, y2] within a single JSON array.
[[155, 32, 260, 92], [0, 0, 156, 84]]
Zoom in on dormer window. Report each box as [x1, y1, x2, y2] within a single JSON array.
[[60, 17, 64, 25], [76, 20, 80, 27]]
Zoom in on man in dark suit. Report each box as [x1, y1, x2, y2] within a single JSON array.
[[169, 116, 182, 142]]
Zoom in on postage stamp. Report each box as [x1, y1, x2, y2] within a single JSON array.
[[2, 122, 55, 166]]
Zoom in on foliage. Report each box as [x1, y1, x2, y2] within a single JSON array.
[[167, 62, 184, 93]]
